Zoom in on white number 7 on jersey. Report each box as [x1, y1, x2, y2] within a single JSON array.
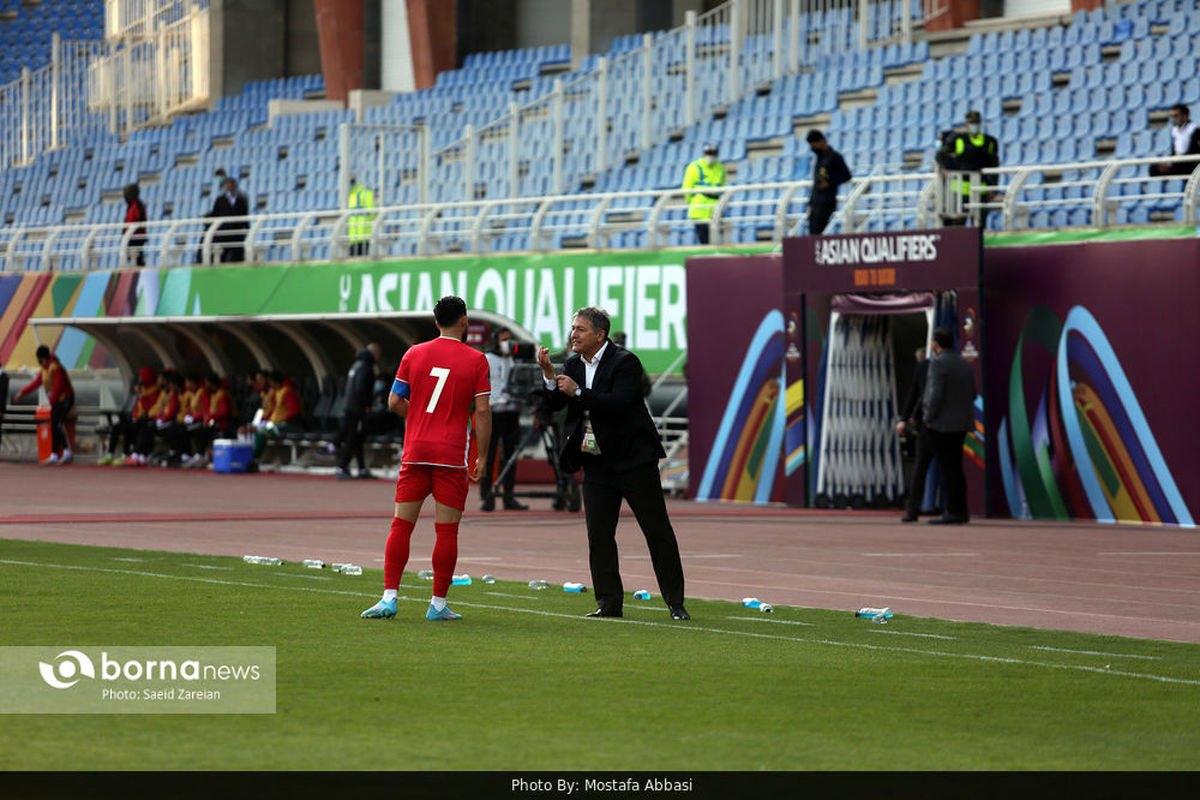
[[426, 367, 450, 413]]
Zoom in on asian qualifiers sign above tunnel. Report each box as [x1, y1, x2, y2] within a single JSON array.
[[784, 228, 981, 293]]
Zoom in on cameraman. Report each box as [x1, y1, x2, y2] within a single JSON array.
[[481, 329, 528, 511]]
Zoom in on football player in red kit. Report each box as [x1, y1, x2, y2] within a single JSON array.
[[361, 296, 492, 622]]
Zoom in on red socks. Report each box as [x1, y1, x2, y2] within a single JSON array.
[[431, 522, 459, 598], [383, 517, 415, 590]]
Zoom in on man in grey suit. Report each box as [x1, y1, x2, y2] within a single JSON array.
[[922, 326, 976, 525]]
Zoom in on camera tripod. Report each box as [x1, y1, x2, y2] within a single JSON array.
[[484, 410, 580, 512]]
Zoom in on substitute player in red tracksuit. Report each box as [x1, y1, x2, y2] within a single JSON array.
[[13, 345, 75, 464], [361, 296, 492, 622]]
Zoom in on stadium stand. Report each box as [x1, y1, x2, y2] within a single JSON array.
[[0, 0, 1198, 259]]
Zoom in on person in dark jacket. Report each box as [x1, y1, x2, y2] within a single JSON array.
[[922, 327, 977, 525], [805, 130, 852, 235], [336, 343, 382, 479], [205, 177, 249, 263], [123, 183, 148, 266], [895, 347, 933, 522], [537, 307, 689, 621]]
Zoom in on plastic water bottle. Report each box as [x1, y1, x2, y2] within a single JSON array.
[[759, 603, 774, 613], [481, 574, 496, 584], [856, 607, 893, 623], [338, 564, 363, 576], [301, 559, 325, 569], [452, 574, 472, 586], [633, 590, 652, 600], [417, 569, 434, 580], [528, 580, 549, 590], [742, 597, 762, 609], [563, 582, 587, 592], [330, 562, 351, 572], [243, 555, 283, 566]]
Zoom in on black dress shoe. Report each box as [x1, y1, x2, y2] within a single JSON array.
[[900, 512, 918, 523], [503, 499, 529, 511], [669, 606, 691, 620], [584, 608, 622, 618], [928, 513, 968, 525], [480, 497, 495, 512]]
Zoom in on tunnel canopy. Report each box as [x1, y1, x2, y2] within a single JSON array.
[[30, 310, 534, 385]]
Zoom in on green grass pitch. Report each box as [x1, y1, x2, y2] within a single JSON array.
[[1, 537, 1199, 771]]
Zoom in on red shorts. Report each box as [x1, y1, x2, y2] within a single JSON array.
[[394, 462, 469, 510]]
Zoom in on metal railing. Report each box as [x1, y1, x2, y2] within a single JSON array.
[[0, 2, 210, 168], [90, 4, 211, 134], [347, 0, 920, 206], [0, 36, 104, 168], [5, 153, 1200, 272]]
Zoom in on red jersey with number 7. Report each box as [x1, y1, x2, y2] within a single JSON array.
[[393, 336, 490, 467]]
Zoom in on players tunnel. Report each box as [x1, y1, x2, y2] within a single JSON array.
[[686, 227, 984, 516]]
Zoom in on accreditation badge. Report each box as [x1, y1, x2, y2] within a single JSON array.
[[581, 419, 601, 455]]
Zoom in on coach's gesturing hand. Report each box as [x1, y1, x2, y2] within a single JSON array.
[[537, 346, 555, 381]]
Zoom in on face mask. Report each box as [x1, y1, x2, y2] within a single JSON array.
[[704, 156, 716, 165], [499, 339, 513, 356], [967, 124, 981, 135]]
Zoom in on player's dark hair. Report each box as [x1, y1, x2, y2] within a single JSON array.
[[434, 295, 467, 328], [573, 307, 610, 338], [932, 326, 955, 350], [35, 345, 50, 361]]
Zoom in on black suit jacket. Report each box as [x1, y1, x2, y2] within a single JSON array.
[[898, 358, 929, 430], [207, 191, 250, 239], [545, 343, 665, 475]]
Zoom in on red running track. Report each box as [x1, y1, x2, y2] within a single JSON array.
[[1, 462, 1198, 642]]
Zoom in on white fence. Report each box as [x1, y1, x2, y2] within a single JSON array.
[[89, 4, 211, 134], [3, 154, 1200, 272], [0, 1, 210, 168], [345, 0, 920, 206], [0, 37, 103, 169]]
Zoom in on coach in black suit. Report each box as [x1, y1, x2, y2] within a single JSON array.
[[922, 326, 977, 525], [206, 177, 249, 263], [538, 307, 689, 620]]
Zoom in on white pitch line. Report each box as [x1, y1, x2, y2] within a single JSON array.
[[861, 552, 980, 558], [2, 557, 1197, 687], [280, 573, 333, 581], [727, 615, 815, 627], [869, 629, 957, 640], [1098, 552, 1200, 556], [484, 591, 541, 600], [180, 563, 235, 571], [1030, 645, 1160, 660], [111, 557, 146, 562]]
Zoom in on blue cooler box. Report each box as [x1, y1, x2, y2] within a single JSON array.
[[212, 439, 253, 473]]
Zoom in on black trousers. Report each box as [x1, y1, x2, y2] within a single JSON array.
[[107, 413, 133, 455], [338, 412, 366, 471], [481, 409, 521, 502], [809, 198, 836, 235], [50, 396, 74, 454], [581, 460, 685, 613], [693, 222, 710, 244], [928, 429, 968, 519], [904, 427, 936, 515]]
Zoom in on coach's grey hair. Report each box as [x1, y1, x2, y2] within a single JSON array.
[[573, 307, 611, 337]]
